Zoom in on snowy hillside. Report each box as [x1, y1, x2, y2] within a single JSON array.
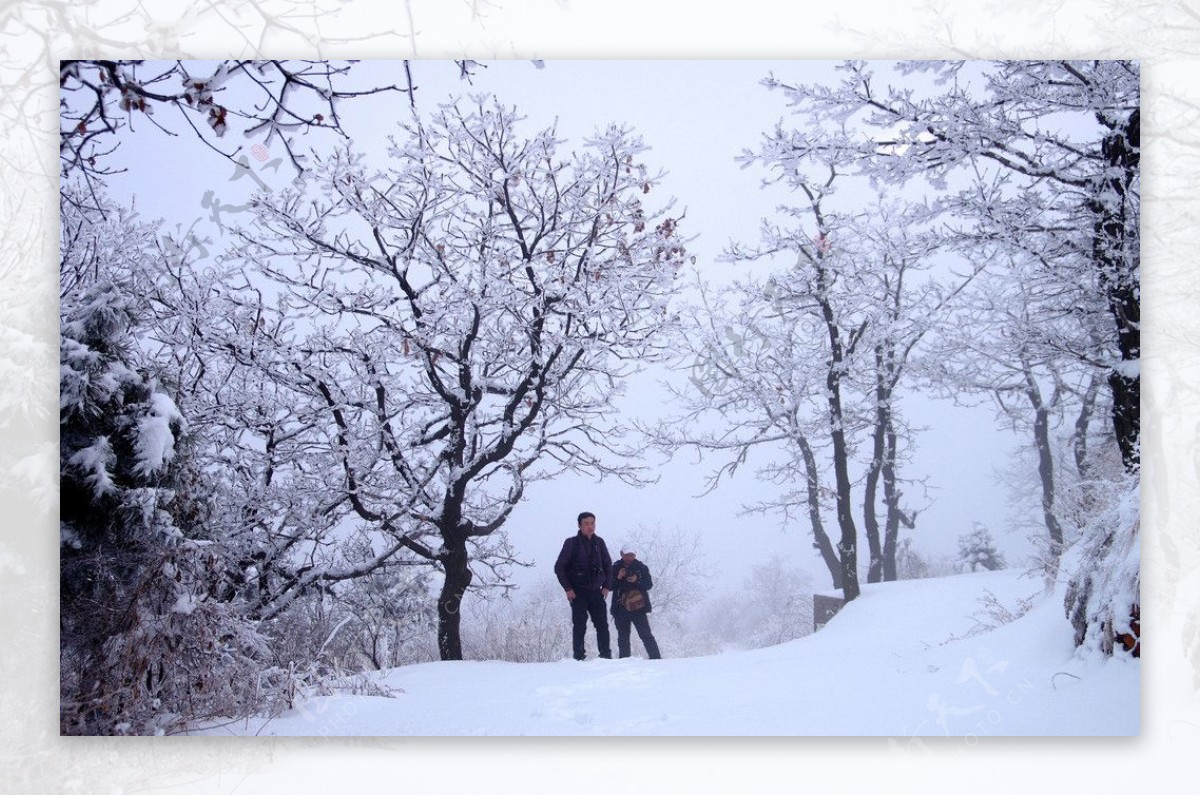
[[193, 568, 1138, 737]]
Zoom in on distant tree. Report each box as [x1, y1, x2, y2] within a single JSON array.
[[956, 522, 1006, 572], [744, 556, 814, 647], [895, 537, 930, 580], [461, 578, 569, 663], [691, 556, 813, 651], [617, 523, 710, 615]]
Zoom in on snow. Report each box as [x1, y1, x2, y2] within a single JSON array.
[[1112, 357, 1141, 379], [191, 568, 1137, 737], [67, 436, 115, 498], [133, 390, 183, 475], [170, 592, 199, 616]]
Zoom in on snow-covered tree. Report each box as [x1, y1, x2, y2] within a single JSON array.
[[1063, 483, 1140, 657], [924, 251, 1117, 575], [59, 59, 544, 209], [690, 556, 813, 652], [226, 97, 687, 659], [656, 182, 968, 599], [956, 522, 1006, 572], [760, 60, 1139, 473], [754, 60, 1139, 657], [895, 537, 930, 580], [55, 60, 577, 728]]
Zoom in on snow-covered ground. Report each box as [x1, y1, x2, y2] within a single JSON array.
[[193, 568, 1138, 737]]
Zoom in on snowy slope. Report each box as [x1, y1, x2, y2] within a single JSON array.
[[193, 568, 1138, 737]]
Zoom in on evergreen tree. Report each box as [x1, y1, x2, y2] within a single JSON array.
[[956, 522, 1006, 573], [60, 278, 273, 734]]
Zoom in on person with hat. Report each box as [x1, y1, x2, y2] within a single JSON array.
[[610, 541, 661, 659]]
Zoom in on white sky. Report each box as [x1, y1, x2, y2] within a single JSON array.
[[103, 58, 1032, 594]]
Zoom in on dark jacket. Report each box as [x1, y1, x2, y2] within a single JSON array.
[[553, 532, 613, 592], [610, 557, 653, 615]]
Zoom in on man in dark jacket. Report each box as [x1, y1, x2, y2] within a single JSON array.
[[610, 541, 661, 659], [553, 511, 613, 660]]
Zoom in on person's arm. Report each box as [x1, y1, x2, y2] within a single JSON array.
[[614, 563, 628, 584], [600, 541, 613, 596], [553, 539, 575, 600]]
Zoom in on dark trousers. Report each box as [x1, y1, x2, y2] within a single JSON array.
[[614, 611, 661, 659], [571, 589, 611, 659]]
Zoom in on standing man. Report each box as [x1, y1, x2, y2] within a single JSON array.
[[553, 511, 613, 660], [610, 541, 662, 659]]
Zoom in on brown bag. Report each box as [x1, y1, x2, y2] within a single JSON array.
[[619, 587, 646, 612]]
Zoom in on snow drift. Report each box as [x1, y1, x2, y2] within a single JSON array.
[[192, 567, 1139, 737]]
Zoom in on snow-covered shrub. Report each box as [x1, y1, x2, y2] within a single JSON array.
[[959, 587, 1039, 639], [317, 569, 439, 671], [60, 277, 275, 734], [62, 537, 280, 735], [341, 570, 439, 670], [461, 579, 569, 663], [1062, 475, 1140, 657], [259, 569, 440, 675]]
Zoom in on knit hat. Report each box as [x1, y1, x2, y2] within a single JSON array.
[[619, 541, 636, 555]]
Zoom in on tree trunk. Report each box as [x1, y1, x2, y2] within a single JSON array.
[[1090, 109, 1140, 474], [436, 539, 472, 661], [817, 264, 860, 602], [1072, 372, 1102, 479], [863, 448, 884, 583], [881, 411, 904, 582], [798, 434, 842, 588], [1022, 356, 1065, 570], [862, 347, 889, 584], [1071, 372, 1103, 518]]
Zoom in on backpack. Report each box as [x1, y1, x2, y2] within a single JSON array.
[[618, 587, 647, 612]]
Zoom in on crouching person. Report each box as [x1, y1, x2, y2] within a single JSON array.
[[611, 542, 661, 659]]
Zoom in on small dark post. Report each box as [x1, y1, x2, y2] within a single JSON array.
[[813, 591, 846, 630]]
